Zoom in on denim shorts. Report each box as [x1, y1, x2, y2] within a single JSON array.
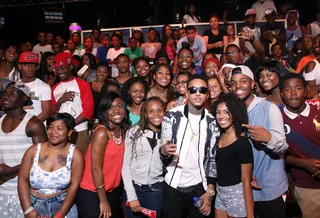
[[215, 183, 246, 217], [30, 190, 78, 217]]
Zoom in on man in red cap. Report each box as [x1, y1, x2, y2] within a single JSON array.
[[51, 52, 94, 155], [18, 51, 51, 123]]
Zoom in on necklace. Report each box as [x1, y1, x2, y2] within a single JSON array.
[[188, 119, 200, 140], [109, 129, 122, 145]]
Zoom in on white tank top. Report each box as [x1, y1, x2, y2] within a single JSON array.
[[310, 22, 320, 37], [0, 113, 34, 195], [303, 60, 320, 85]]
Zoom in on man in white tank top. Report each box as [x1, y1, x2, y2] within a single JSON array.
[[0, 81, 47, 218], [303, 34, 320, 95], [306, 7, 320, 37]]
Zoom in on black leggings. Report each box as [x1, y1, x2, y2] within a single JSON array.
[[76, 187, 120, 218]]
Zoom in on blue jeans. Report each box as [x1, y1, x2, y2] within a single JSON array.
[[30, 191, 78, 217], [123, 181, 164, 218]]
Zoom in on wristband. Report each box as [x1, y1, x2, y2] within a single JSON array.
[[56, 211, 62, 218], [96, 184, 105, 191], [248, 52, 253, 56], [24, 206, 34, 215]]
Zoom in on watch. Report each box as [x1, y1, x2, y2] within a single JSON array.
[[206, 189, 215, 196]]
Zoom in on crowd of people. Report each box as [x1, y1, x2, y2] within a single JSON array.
[[0, 0, 320, 218]]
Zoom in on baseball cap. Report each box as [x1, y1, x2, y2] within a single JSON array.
[[18, 52, 39, 64], [12, 81, 33, 106], [265, 9, 276, 17], [133, 27, 142, 32], [54, 52, 73, 67], [230, 65, 254, 81], [245, 9, 256, 17]]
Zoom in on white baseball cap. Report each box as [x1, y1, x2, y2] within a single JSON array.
[[230, 65, 254, 81]]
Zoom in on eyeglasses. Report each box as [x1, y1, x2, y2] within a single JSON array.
[[225, 50, 239, 56], [188, 86, 208, 94]]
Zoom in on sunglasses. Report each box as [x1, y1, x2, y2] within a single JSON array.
[[188, 86, 208, 94]]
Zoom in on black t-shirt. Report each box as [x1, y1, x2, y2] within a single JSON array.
[[203, 29, 227, 54], [216, 136, 253, 186], [224, 2, 248, 21]]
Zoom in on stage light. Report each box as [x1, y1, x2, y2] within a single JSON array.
[[43, 7, 64, 24]]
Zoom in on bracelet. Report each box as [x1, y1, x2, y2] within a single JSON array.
[[23, 206, 34, 215], [248, 52, 253, 56], [206, 189, 215, 196], [56, 211, 62, 218], [96, 184, 105, 191]]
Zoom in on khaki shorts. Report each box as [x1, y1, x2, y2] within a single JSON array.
[[294, 186, 320, 218]]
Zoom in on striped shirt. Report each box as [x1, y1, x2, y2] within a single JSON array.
[[0, 113, 34, 195]]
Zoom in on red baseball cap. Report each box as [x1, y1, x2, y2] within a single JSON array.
[[54, 52, 73, 67], [19, 52, 39, 64]]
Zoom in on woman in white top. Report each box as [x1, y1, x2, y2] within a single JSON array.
[[181, 4, 201, 26]]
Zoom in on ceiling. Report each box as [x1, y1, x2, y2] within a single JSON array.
[[0, 0, 92, 8]]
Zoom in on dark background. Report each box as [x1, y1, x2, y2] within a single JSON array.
[[0, 0, 318, 47]]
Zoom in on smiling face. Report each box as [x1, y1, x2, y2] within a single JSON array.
[[216, 102, 233, 130], [210, 16, 219, 29], [4, 47, 17, 63], [129, 82, 145, 105], [2, 85, 26, 110], [96, 65, 109, 82], [176, 74, 188, 96], [230, 73, 254, 101], [146, 100, 165, 131], [106, 98, 125, 125], [148, 30, 157, 42], [135, 59, 150, 78], [178, 49, 193, 70], [259, 69, 280, 92], [47, 119, 72, 146], [208, 78, 222, 100], [187, 78, 208, 108], [204, 60, 219, 77], [153, 65, 171, 87], [281, 78, 306, 112], [227, 25, 235, 36], [55, 65, 72, 81]]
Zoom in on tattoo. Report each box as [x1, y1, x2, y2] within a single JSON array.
[[38, 155, 49, 164], [57, 154, 67, 166]]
